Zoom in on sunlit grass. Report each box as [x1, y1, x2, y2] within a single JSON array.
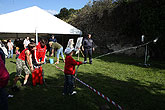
[[6, 54, 165, 110]]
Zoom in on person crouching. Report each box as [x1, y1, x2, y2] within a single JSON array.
[[12, 42, 36, 90]]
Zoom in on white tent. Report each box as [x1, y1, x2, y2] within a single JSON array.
[[0, 6, 82, 42]]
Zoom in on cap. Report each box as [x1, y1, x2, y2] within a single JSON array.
[[64, 47, 75, 54]]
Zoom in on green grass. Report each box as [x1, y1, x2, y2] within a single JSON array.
[[6, 54, 165, 110]]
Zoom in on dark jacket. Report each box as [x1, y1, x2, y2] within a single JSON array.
[[82, 38, 94, 49], [49, 38, 57, 42]]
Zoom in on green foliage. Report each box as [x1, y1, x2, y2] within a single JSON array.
[[69, 0, 164, 58], [55, 8, 79, 21], [55, 8, 69, 19], [55, 0, 164, 58]]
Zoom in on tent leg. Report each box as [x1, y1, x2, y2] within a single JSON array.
[[35, 30, 38, 44]]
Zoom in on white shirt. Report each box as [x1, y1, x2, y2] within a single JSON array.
[[23, 39, 30, 47], [7, 42, 13, 50]]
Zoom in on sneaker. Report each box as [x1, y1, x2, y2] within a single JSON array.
[[22, 81, 30, 86], [8, 94, 14, 98], [55, 61, 59, 64], [83, 61, 87, 64], [69, 91, 77, 95], [22, 83, 28, 86]]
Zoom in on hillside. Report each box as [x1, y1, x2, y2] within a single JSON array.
[[57, 0, 165, 59]]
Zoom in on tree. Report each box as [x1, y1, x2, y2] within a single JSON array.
[[55, 8, 69, 20]]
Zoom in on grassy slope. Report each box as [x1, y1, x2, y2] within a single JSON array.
[[6, 54, 165, 110]]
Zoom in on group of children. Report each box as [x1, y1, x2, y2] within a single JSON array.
[[12, 39, 47, 90], [0, 34, 96, 110], [0, 38, 87, 109], [12, 38, 86, 96]]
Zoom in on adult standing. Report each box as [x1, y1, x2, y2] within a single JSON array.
[[49, 35, 57, 43], [82, 34, 95, 64], [7, 39, 13, 58], [23, 37, 30, 49], [51, 42, 65, 64], [49, 35, 57, 57]]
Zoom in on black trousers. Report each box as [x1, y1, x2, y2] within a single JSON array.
[[0, 88, 8, 110], [63, 75, 74, 94], [84, 48, 92, 63]]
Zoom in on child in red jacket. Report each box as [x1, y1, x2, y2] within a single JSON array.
[[63, 47, 84, 95]]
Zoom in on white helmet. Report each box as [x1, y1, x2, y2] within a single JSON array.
[[64, 47, 75, 54]]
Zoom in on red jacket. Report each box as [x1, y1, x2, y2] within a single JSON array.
[[0, 55, 9, 88], [64, 55, 82, 75], [34, 42, 47, 63]]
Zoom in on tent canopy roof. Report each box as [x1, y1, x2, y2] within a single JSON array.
[[0, 6, 82, 35]]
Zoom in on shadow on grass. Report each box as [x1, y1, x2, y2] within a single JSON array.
[[8, 70, 165, 110], [78, 72, 165, 110], [10, 61, 16, 64]]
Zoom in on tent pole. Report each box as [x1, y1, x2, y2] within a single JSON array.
[[35, 29, 38, 44], [62, 35, 64, 46]]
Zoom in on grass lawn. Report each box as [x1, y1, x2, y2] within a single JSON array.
[[5, 54, 165, 110]]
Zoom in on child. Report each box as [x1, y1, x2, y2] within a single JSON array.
[[63, 47, 84, 95], [32, 39, 47, 86], [15, 47, 20, 59], [12, 42, 36, 89]]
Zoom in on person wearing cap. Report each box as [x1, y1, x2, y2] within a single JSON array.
[[12, 42, 36, 89], [63, 47, 84, 95], [82, 34, 95, 64]]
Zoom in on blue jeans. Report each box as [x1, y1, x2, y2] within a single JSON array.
[[57, 47, 64, 59], [0, 88, 8, 110], [63, 75, 74, 94], [8, 49, 13, 58]]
